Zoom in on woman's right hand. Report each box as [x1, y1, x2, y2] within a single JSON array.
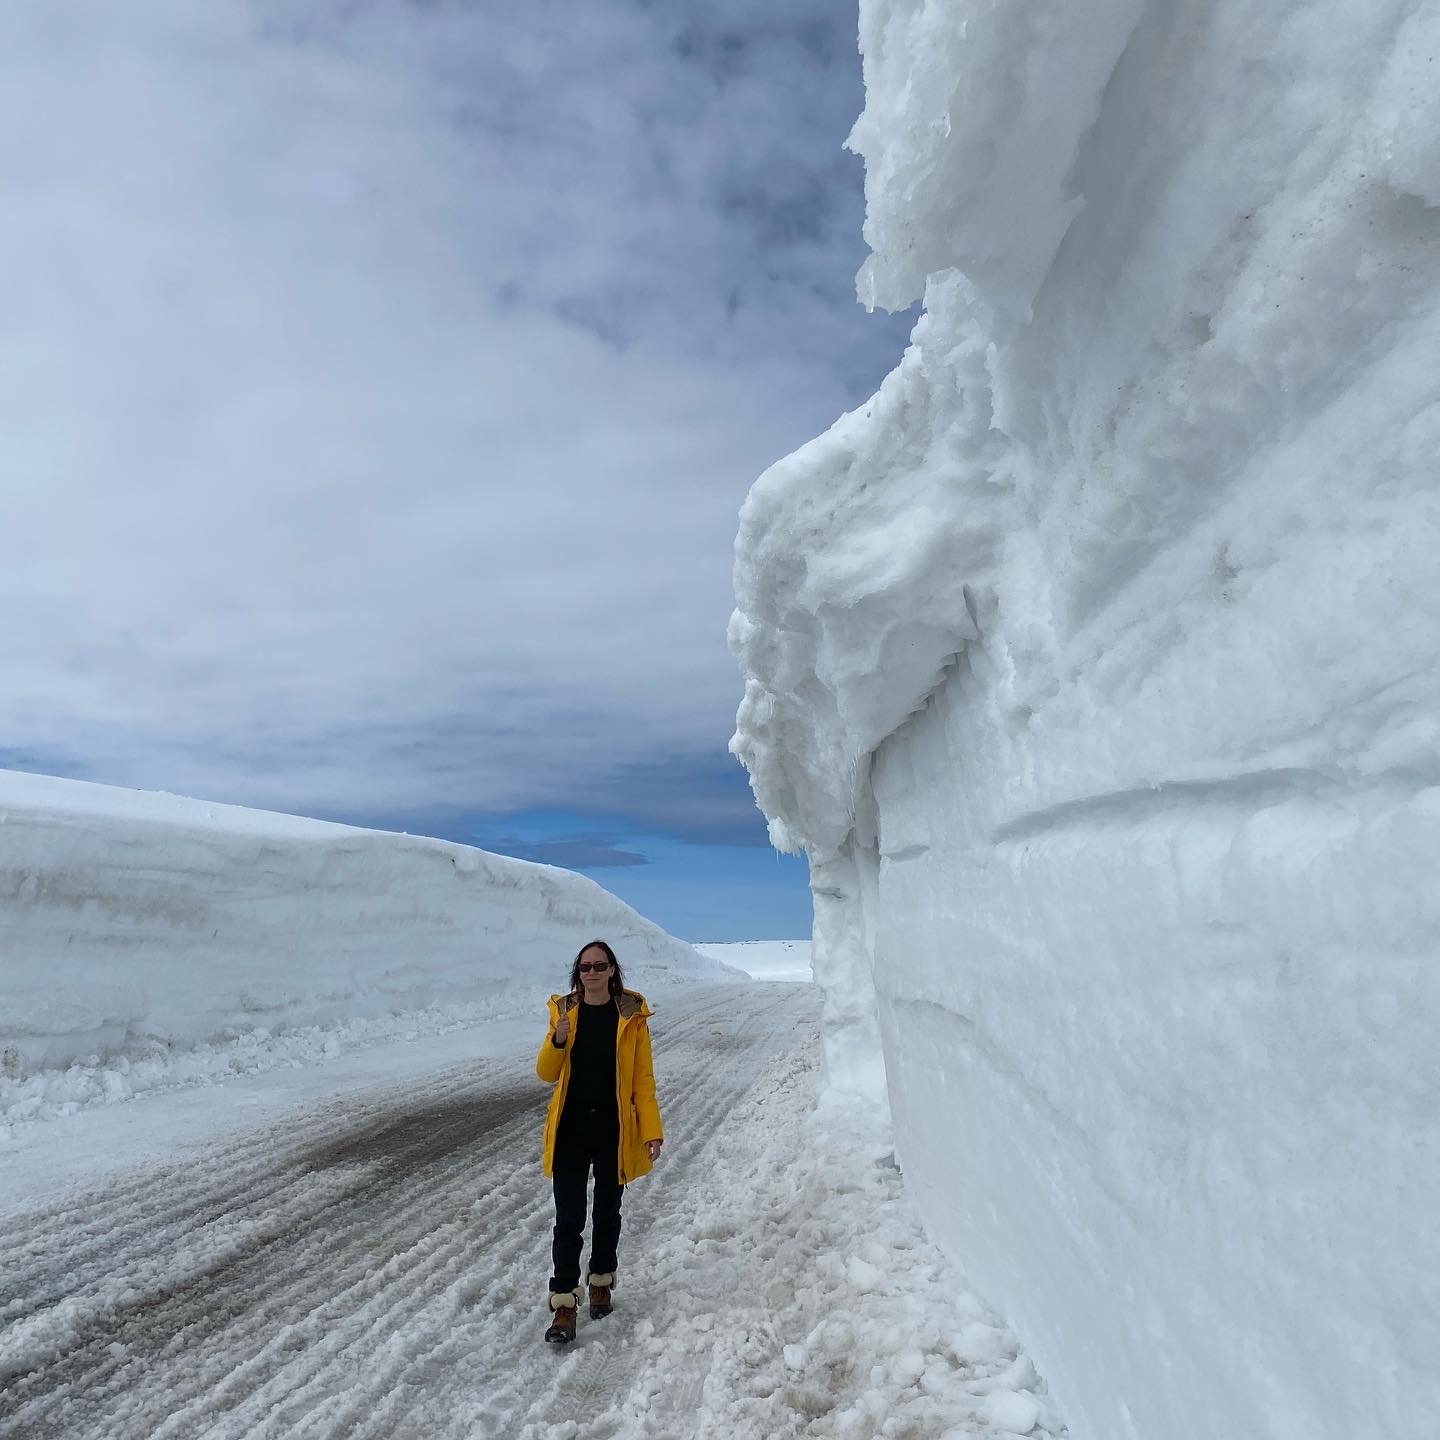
[[553, 1006, 570, 1045]]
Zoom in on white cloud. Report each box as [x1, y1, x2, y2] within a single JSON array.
[[0, 0, 907, 821]]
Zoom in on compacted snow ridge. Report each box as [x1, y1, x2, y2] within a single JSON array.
[[0, 768, 728, 1140], [1, 984, 1057, 1440], [730, 2, 1440, 1438]]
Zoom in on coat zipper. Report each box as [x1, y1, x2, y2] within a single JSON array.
[[616, 1008, 629, 1183]]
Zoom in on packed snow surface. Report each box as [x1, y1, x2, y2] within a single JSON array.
[[696, 940, 813, 983], [0, 768, 725, 1135], [1, 984, 1063, 1440], [731, 3, 1440, 1439]]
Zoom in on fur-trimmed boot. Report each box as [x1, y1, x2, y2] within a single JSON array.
[[544, 1288, 582, 1344], [587, 1272, 615, 1320]]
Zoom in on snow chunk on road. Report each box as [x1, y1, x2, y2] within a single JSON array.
[[981, 1389, 1042, 1436]]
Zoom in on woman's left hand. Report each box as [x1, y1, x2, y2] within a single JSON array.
[[644, 1139, 663, 1162]]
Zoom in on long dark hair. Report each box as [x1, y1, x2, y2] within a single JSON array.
[[569, 938, 625, 997]]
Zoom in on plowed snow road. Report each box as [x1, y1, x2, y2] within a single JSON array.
[[1, 985, 818, 1440]]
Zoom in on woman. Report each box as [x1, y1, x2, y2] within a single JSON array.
[[536, 939, 663, 1344]]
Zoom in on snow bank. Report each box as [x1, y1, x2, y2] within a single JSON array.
[[731, 3, 1440, 1438], [0, 769, 720, 1128]]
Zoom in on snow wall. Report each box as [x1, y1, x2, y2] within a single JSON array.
[[731, 4, 1440, 1439], [0, 769, 721, 1073]]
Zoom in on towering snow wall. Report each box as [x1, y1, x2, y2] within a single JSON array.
[[731, 3, 1440, 1438], [0, 769, 718, 1072]]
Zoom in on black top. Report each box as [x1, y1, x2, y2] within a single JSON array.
[[558, 997, 619, 1142]]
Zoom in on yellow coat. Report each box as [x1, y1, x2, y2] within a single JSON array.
[[536, 989, 663, 1184]]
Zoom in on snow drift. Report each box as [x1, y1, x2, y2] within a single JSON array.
[[731, 3, 1440, 1439], [0, 769, 720, 1087]]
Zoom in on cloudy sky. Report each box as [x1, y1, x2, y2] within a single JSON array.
[[0, 0, 910, 940]]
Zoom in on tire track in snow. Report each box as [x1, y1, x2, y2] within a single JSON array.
[[3, 1053, 522, 1325], [0, 984, 815, 1440], [3, 996, 733, 1341], [153, 1084, 550, 1439], [2, 1074, 551, 1438]]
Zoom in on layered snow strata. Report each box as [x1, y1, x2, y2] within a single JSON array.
[[732, 3, 1440, 1439], [0, 769, 718, 1099]]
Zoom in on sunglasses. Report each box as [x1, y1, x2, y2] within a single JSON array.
[[577, 961, 611, 973]]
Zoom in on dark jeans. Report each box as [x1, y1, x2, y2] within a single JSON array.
[[549, 1124, 623, 1294]]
